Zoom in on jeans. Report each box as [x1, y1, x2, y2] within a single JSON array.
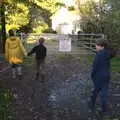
[[35, 59, 45, 80], [11, 63, 22, 77], [90, 77, 109, 113], [35, 59, 45, 74]]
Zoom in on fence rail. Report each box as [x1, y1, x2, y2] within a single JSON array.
[[19, 33, 105, 53]]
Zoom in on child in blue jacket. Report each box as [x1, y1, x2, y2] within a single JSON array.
[[90, 40, 110, 117]]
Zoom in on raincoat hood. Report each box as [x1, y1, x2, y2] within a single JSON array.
[[9, 36, 17, 41], [7, 36, 20, 49]]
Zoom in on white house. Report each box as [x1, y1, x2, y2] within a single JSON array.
[[51, 7, 81, 34]]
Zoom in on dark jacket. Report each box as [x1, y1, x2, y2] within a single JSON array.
[[91, 49, 110, 81], [28, 43, 47, 59]]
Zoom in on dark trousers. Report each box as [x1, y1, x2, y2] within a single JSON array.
[[35, 59, 45, 79], [90, 77, 109, 113], [36, 59, 45, 73], [12, 63, 21, 68]]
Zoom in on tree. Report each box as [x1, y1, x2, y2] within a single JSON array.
[[0, 2, 6, 52], [79, 0, 106, 33], [76, 0, 120, 48], [103, 0, 120, 48], [28, 0, 64, 33], [0, 0, 30, 52], [6, 2, 29, 32]]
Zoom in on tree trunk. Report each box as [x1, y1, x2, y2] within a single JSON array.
[[0, 3, 6, 53], [0, 4, 2, 53]]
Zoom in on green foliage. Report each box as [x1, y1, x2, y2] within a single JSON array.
[[35, 0, 60, 14], [30, 0, 63, 33], [110, 55, 120, 73], [79, 0, 120, 48], [32, 21, 48, 33], [5, 3, 29, 32], [1, 0, 64, 33], [42, 28, 57, 33], [80, 0, 106, 33], [103, 0, 120, 48], [0, 88, 12, 120], [87, 55, 120, 73], [68, 6, 75, 11]]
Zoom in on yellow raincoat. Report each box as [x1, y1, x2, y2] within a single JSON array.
[[5, 36, 27, 64]]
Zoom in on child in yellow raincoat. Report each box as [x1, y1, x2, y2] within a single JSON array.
[[5, 29, 27, 79]]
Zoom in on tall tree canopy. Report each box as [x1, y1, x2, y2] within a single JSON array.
[[5, 2, 29, 32], [28, 0, 64, 33], [77, 0, 120, 48]]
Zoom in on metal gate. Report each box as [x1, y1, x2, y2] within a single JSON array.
[[19, 33, 105, 55]]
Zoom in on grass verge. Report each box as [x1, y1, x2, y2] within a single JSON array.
[[87, 55, 120, 73], [0, 88, 12, 120]]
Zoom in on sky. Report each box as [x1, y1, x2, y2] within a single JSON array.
[[63, 0, 75, 6], [63, 0, 101, 6]]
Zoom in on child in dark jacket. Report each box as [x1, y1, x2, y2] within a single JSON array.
[[28, 37, 47, 80], [90, 40, 110, 117]]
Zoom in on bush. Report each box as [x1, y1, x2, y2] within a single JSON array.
[[42, 28, 57, 33]]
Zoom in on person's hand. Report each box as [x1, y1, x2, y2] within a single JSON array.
[[5, 54, 8, 60], [24, 52, 27, 56]]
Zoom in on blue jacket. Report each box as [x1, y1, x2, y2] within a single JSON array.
[[91, 49, 110, 81]]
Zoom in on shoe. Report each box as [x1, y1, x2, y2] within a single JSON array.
[[88, 100, 95, 112], [102, 115, 110, 120], [101, 112, 110, 120], [40, 74, 45, 83], [96, 109, 103, 119], [96, 109, 110, 120], [12, 75, 16, 79], [35, 73, 39, 80], [18, 75, 23, 80], [88, 101, 96, 119]]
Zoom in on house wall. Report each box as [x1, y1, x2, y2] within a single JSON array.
[[51, 7, 81, 34]]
